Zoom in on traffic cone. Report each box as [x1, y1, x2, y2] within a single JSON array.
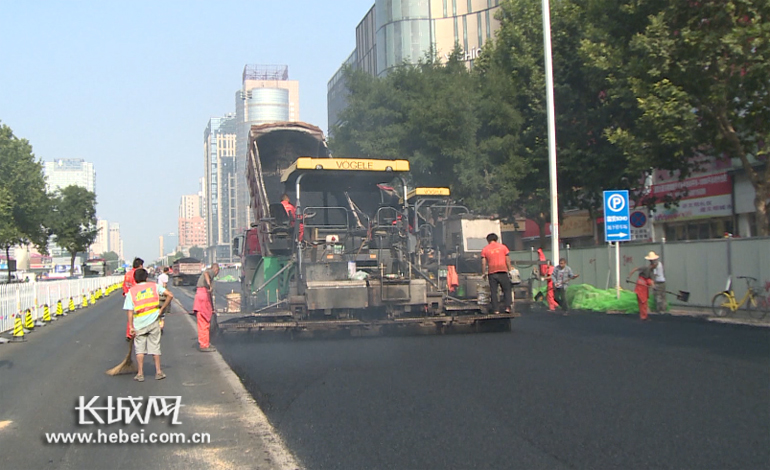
[[12, 314, 25, 342], [56, 300, 64, 317], [90, 292, 96, 305], [82, 295, 88, 308], [24, 309, 34, 331], [69, 297, 76, 312], [42, 305, 52, 322]]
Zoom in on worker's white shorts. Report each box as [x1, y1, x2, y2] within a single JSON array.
[[134, 320, 162, 356]]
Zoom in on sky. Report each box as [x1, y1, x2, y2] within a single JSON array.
[[0, 0, 372, 262]]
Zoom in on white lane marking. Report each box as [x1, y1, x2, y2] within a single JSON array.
[[172, 296, 302, 470], [0, 420, 11, 430]]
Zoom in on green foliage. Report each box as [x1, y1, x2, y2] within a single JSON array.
[[582, 0, 770, 233], [100, 251, 120, 262], [0, 122, 50, 250], [0, 122, 50, 280], [189, 246, 205, 260], [50, 185, 98, 274], [330, 0, 770, 236]]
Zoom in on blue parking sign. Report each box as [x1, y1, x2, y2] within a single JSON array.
[[603, 190, 631, 241]]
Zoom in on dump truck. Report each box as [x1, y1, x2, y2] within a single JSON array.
[[223, 127, 515, 336], [172, 257, 204, 286]]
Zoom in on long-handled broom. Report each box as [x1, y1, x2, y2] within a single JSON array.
[[106, 341, 138, 376]]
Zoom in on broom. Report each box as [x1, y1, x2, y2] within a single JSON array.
[[106, 341, 137, 376]]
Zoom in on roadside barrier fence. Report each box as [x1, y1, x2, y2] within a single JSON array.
[[0, 276, 123, 337]]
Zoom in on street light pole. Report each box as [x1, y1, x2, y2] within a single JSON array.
[[542, 0, 560, 263]]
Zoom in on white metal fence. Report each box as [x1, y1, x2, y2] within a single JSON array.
[[509, 237, 770, 308], [0, 276, 123, 335]]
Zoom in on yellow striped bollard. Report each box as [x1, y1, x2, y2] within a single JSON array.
[[42, 304, 52, 322], [12, 314, 25, 341], [69, 297, 76, 312], [24, 309, 34, 331], [56, 300, 64, 317]]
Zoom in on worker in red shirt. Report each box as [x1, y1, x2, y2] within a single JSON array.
[[281, 193, 304, 242], [281, 194, 296, 221], [481, 233, 512, 314], [122, 257, 143, 340]]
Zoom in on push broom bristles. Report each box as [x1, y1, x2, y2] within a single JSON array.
[[106, 342, 137, 376]]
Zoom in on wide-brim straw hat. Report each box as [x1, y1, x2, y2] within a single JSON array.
[[644, 251, 660, 261]]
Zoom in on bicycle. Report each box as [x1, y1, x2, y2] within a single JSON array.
[[711, 276, 769, 320]]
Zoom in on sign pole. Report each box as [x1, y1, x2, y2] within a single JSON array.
[[615, 242, 620, 299]]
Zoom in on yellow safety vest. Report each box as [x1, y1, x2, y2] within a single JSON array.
[[129, 283, 160, 318]]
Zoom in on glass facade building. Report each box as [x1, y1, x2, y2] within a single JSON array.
[[327, 0, 502, 129], [234, 65, 299, 234], [204, 114, 237, 263]]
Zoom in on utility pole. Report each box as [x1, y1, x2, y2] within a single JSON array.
[[542, 0, 560, 262]]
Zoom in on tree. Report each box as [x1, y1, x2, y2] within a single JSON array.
[[0, 122, 50, 281], [50, 185, 98, 274], [100, 251, 119, 262], [189, 246, 205, 260], [611, 0, 770, 234]]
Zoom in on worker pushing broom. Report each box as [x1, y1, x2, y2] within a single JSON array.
[[107, 257, 174, 376]]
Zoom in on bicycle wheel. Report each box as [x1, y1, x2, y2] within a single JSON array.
[[711, 293, 732, 317], [748, 295, 769, 320]]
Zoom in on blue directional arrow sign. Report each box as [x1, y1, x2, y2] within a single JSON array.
[[603, 190, 631, 242]]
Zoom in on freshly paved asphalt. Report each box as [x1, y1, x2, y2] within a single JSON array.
[[177, 283, 770, 470], [0, 289, 290, 470]]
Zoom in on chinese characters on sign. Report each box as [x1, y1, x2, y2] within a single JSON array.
[[76, 396, 184, 425]]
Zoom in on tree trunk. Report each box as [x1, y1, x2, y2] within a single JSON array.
[[70, 251, 77, 277], [755, 180, 769, 237], [5, 245, 11, 284], [713, 110, 769, 236], [537, 218, 547, 252]]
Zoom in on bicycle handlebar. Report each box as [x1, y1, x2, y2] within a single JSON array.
[[737, 276, 757, 281]]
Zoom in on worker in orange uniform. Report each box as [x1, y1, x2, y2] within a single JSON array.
[[193, 263, 220, 352], [627, 253, 656, 320], [481, 233, 512, 314], [122, 257, 143, 340], [544, 260, 559, 311]]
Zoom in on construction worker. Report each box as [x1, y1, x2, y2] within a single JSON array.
[[124, 268, 173, 381], [193, 263, 220, 352], [281, 193, 296, 221], [544, 260, 559, 311], [627, 254, 656, 321], [481, 233, 512, 314], [122, 258, 143, 340], [156, 266, 170, 331]]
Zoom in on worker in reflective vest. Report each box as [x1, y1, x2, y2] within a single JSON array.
[[122, 257, 144, 340], [124, 268, 174, 381]]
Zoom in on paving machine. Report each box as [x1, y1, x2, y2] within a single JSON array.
[[223, 144, 516, 336]]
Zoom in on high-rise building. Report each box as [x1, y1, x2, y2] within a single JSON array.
[[204, 114, 237, 263], [90, 219, 110, 257], [108, 222, 124, 261], [44, 159, 96, 193], [158, 232, 179, 258], [328, 0, 502, 128], [42, 158, 99, 258], [178, 195, 205, 250], [234, 65, 300, 232]]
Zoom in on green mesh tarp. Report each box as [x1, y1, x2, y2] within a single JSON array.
[[534, 284, 657, 314]]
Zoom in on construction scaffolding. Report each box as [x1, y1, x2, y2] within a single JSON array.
[[242, 64, 289, 82]]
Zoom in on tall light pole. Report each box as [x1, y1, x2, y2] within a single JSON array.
[[542, 0, 560, 262]]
